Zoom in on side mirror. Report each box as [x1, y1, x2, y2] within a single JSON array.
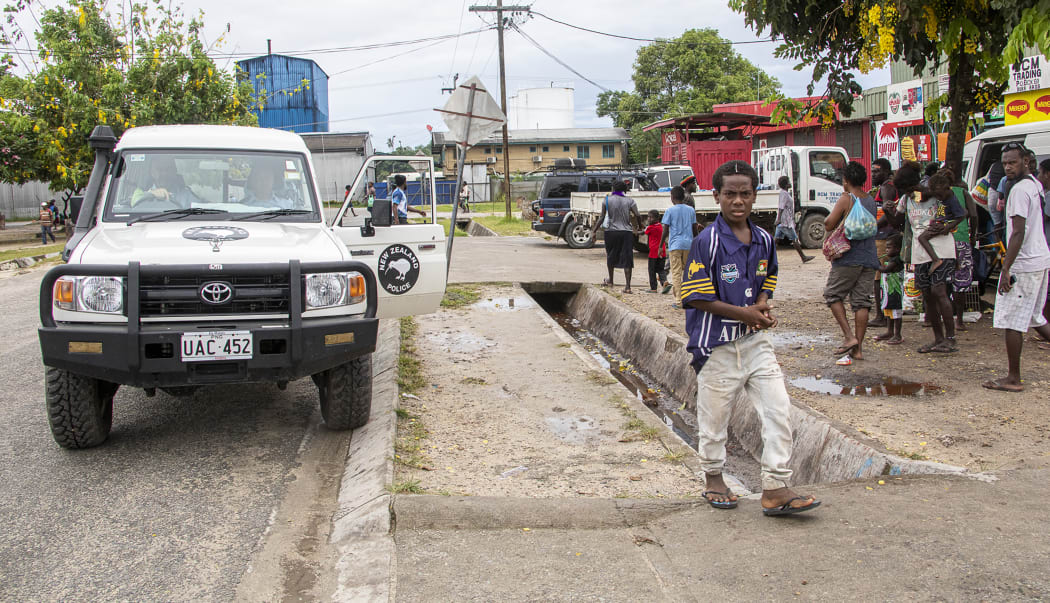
[[372, 199, 392, 227]]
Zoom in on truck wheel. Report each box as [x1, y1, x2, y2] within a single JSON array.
[[564, 219, 595, 249], [798, 213, 827, 249], [45, 367, 117, 449], [317, 354, 372, 431]]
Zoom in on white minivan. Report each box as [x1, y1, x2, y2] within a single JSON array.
[[962, 121, 1050, 197]]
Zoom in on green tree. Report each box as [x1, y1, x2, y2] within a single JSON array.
[[729, 0, 1050, 179], [596, 28, 781, 164], [0, 0, 259, 195]]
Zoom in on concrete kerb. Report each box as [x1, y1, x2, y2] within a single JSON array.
[[560, 284, 995, 486], [0, 251, 62, 272], [465, 220, 497, 237], [329, 319, 399, 602]]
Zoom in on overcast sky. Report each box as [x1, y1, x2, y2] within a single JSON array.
[[22, 1, 890, 149]]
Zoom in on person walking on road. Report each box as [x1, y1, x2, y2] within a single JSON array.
[[983, 143, 1050, 392], [596, 179, 641, 293], [661, 186, 698, 309], [343, 184, 357, 217], [774, 176, 814, 262], [38, 202, 56, 245], [823, 161, 881, 362], [682, 159, 820, 516]]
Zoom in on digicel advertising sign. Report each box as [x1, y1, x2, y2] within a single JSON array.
[[1004, 90, 1050, 125]]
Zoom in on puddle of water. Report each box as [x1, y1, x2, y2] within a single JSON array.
[[471, 297, 536, 312], [544, 415, 601, 445], [548, 311, 698, 448], [790, 375, 940, 396]]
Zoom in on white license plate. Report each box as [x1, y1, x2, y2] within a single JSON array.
[[181, 331, 253, 362]]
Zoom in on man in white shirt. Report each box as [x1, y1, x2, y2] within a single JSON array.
[[984, 143, 1050, 392]]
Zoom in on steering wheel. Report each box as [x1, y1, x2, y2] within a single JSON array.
[[131, 195, 181, 212]]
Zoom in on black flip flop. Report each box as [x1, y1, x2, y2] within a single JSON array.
[[762, 497, 821, 516], [702, 490, 738, 509]]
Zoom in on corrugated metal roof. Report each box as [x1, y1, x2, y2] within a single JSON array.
[[236, 54, 330, 133]]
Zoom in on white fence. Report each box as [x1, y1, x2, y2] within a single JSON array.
[[0, 181, 58, 219]]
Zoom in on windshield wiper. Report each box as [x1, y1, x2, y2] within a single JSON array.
[[127, 207, 228, 225], [232, 208, 312, 221]]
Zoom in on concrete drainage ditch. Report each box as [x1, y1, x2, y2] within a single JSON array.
[[520, 281, 992, 488]]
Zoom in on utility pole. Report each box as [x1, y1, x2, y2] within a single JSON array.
[[469, 2, 529, 219]]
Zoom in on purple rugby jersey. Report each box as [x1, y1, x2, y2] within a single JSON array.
[[682, 215, 778, 373]]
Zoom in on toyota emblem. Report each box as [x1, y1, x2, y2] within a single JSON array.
[[199, 281, 233, 305]]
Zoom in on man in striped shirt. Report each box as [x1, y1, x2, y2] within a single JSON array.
[[682, 160, 820, 517]]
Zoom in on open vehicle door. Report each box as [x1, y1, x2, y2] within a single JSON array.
[[331, 156, 447, 319]]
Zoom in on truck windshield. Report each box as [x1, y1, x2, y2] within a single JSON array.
[[105, 151, 319, 222], [809, 151, 846, 185]]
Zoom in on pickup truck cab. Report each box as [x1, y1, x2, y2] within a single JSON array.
[[531, 161, 658, 249], [40, 125, 447, 448]]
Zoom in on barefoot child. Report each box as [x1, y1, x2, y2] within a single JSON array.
[[682, 160, 820, 516], [644, 209, 671, 293], [874, 233, 905, 344]]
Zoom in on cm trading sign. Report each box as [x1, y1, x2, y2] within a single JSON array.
[[1004, 90, 1050, 125], [1007, 55, 1050, 94], [886, 79, 925, 127]]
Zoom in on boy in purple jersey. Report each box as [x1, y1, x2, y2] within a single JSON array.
[[682, 160, 820, 516]]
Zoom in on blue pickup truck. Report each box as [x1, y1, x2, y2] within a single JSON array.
[[531, 162, 657, 249]]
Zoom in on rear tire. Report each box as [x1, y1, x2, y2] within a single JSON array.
[[798, 213, 827, 249], [317, 354, 373, 430], [564, 218, 595, 249], [45, 368, 117, 449]]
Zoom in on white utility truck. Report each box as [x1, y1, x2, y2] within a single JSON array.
[[40, 125, 447, 448], [563, 145, 849, 249]]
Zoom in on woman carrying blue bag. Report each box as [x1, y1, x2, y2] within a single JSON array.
[[823, 161, 880, 364]]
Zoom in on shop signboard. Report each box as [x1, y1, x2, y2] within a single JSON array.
[[1006, 55, 1049, 94], [900, 134, 932, 162], [886, 79, 925, 127], [1004, 89, 1050, 125], [875, 121, 901, 169]]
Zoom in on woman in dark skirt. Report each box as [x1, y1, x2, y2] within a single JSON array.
[[596, 179, 642, 293]]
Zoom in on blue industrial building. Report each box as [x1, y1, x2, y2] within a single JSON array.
[[236, 54, 329, 133]]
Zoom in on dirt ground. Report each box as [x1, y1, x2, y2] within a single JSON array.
[[613, 245, 1050, 473], [393, 284, 703, 499]]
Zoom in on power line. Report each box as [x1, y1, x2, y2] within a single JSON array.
[[274, 107, 434, 132], [530, 10, 776, 46], [509, 22, 608, 92]]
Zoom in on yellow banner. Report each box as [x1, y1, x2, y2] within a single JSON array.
[[1004, 89, 1050, 125]]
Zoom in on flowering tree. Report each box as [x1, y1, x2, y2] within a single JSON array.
[[730, 0, 1050, 178], [0, 0, 259, 194]]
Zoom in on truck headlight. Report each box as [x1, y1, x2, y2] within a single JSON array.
[[54, 276, 125, 314], [304, 272, 366, 309]]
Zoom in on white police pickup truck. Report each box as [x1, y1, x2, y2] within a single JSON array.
[[39, 125, 447, 448]]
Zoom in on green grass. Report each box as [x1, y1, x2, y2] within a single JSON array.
[[473, 215, 532, 237], [441, 284, 482, 309], [0, 243, 64, 263], [435, 201, 508, 214], [387, 480, 425, 494], [397, 317, 426, 394]]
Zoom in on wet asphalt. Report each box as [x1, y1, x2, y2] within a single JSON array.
[[0, 267, 347, 600]]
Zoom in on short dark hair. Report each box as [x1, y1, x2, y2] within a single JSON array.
[[872, 158, 893, 173], [843, 160, 868, 187], [893, 161, 922, 191], [777, 175, 790, 189], [613, 179, 629, 193], [1039, 158, 1050, 174], [345, 184, 352, 191], [927, 170, 953, 195], [924, 162, 940, 177], [393, 174, 407, 187], [712, 160, 757, 192], [648, 209, 660, 220], [670, 185, 685, 202]]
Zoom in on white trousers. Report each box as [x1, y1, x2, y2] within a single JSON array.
[[695, 331, 793, 490]]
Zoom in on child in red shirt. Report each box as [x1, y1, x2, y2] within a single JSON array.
[[645, 209, 671, 293]]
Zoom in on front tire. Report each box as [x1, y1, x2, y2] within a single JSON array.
[[798, 212, 827, 249], [317, 354, 373, 430], [45, 368, 117, 449], [564, 218, 595, 249]]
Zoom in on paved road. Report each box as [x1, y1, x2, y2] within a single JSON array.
[[0, 267, 350, 600]]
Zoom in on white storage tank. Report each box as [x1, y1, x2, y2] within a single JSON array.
[[508, 86, 574, 130]]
